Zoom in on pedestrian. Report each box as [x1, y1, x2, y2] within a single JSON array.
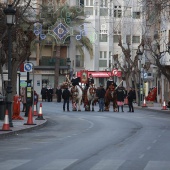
[[20, 87, 26, 112], [97, 84, 106, 112], [116, 85, 126, 112], [62, 86, 71, 111], [34, 90, 39, 111], [41, 86, 47, 101], [56, 86, 62, 102], [127, 87, 135, 112]]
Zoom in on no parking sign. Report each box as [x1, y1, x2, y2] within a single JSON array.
[[24, 63, 33, 72]]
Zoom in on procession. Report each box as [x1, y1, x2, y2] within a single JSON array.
[[53, 73, 136, 113]]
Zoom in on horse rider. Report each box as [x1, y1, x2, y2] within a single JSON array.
[[85, 74, 94, 89], [71, 74, 79, 86], [106, 76, 117, 90]]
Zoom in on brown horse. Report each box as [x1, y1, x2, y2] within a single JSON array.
[[105, 84, 117, 112]]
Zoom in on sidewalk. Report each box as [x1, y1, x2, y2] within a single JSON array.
[[0, 111, 47, 138], [0, 102, 169, 138]]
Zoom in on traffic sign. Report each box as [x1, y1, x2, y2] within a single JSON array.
[[112, 69, 118, 76], [24, 63, 33, 72]]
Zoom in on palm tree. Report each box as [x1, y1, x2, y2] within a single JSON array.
[[38, 4, 93, 90]]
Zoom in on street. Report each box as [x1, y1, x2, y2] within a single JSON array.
[[0, 102, 170, 170]]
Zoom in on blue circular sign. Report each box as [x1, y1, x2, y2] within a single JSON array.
[[24, 63, 32, 72]]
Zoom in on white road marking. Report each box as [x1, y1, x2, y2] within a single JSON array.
[[144, 161, 170, 170], [0, 160, 30, 170], [90, 160, 125, 170], [139, 154, 145, 159], [38, 159, 78, 170]]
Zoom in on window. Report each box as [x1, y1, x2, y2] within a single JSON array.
[[133, 12, 140, 19], [114, 35, 121, 43], [100, 51, 102, 58], [86, 0, 93, 6], [76, 55, 84, 67], [126, 35, 131, 44], [132, 36, 140, 43], [77, 0, 84, 6], [100, 8, 108, 16], [99, 60, 107, 67], [114, 6, 122, 18], [104, 51, 107, 58], [99, 34, 107, 42], [85, 7, 93, 15]]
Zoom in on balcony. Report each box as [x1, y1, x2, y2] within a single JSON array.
[[40, 57, 68, 67]]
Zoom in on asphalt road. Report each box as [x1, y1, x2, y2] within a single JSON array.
[[0, 102, 170, 170]]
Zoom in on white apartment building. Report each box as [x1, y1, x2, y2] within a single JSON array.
[[69, 0, 143, 87]]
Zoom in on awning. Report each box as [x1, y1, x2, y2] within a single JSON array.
[[77, 70, 122, 78]]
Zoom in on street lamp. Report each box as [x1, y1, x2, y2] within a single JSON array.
[[3, 4, 16, 127], [137, 48, 143, 106], [66, 58, 71, 78]]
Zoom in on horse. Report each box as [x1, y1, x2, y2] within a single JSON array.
[[70, 85, 83, 111], [86, 85, 97, 111], [104, 83, 117, 112]]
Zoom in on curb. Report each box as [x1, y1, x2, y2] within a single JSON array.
[[0, 119, 48, 139]]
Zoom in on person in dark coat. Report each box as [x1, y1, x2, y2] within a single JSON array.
[[106, 76, 117, 89], [56, 86, 62, 102], [62, 86, 71, 111], [41, 87, 47, 101], [116, 85, 126, 112], [127, 87, 136, 112], [71, 74, 79, 86], [97, 84, 106, 112], [86, 74, 94, 89]]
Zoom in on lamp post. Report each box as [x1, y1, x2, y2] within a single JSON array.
[[67, 58, 71, 79], [3, 4, 16, 127], [137, 48, 143, 106]]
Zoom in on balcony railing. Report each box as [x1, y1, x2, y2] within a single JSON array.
[[40, 57, 68, 66]]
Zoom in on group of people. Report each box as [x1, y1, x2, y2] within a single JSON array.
[[61, 74, 136, 113], [41, 86, 54, 102]]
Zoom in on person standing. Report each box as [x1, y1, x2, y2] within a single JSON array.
[[20, 87, 26, 112], [116, 85, 126, 112], [56, 86, 62, 102], [41, 86, 47, 101], [97, 84, 106, 112], [62, 86, 71, 111], [106, 76, 117, 89], [34, 90, 39, 111], [127, 87, 135, 112]]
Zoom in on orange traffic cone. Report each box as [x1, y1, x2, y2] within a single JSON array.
[[33, 102, 38, 116], [161, 101, 167, 110], [24, 106, 36, 125], [36, 103, 45, 120], [142, 98, 147, 107], [1, 110, 12, 131]]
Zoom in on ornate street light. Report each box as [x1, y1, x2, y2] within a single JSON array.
[[67, 58, 71, 78], [137, 48, 143, 106], [3, 4, 16, 127]]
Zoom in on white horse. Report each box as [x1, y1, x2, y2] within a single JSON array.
[[70, 85, 83, 111], [87, 85, 97, 111]]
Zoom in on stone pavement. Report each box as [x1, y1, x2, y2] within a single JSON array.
[[0, 111, 47, 138], [0, 102, 169, 138]]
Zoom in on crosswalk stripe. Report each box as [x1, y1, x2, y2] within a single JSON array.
[[90, 160, 125, 170], [38, 159, 78, 170], [144, 161, 170, 170], [0, 160, 30, 170]]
